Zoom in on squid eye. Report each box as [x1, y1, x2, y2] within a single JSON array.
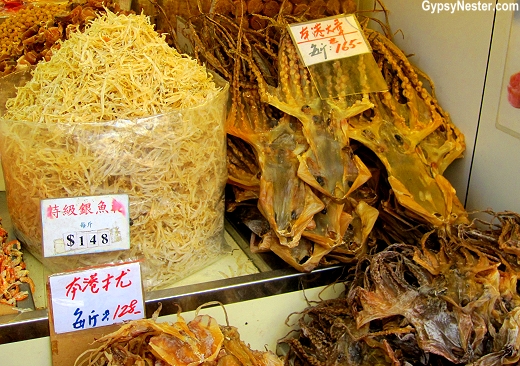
[[301, 105, 311, 113], [363, 108, 375, 119]]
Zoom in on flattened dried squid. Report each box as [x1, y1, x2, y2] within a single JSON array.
[[75, 304, 283, 366], [279, 212, 520, 366], [178, 1, 468, 272]]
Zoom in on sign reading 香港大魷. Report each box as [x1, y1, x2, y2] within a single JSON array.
[[48, 261, 144, 334], [288, 14, 371, 67], [41, 194, 130, 257]]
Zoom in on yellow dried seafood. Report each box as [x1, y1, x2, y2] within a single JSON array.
[[75, 312, 224, 365], [0, 10, 228, 289], [265, 35, 373, 202], [170, 2, 467, 272], [344, 28, 467, 227], [75, 306, 283, 366]]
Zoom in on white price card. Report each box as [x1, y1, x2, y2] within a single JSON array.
[[41, 194, 130, 257], [48, 261, 144, 334], [288, 14, 371, 67]]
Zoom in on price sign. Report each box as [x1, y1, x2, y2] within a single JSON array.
[[48, 261, 144, 334], [288, 14, 371, 67], [41, 194, 130, 257]]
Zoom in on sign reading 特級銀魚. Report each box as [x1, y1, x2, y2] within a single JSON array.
[[41, 194, 130, 257]]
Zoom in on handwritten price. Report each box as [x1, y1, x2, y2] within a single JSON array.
[[72, 299, 142, 329], [334, 39, 362, 53], [113, 299, 141, 320], [49, 261, 144, 334], [289, 15, 370, 67]]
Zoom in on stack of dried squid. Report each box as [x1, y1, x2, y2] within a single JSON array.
[[170, 0, 466, 271], [278, 211, 520, 365], [75, 305, 284, 366]]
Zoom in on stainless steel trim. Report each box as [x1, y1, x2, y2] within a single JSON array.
[[0, 265, 347, 344]]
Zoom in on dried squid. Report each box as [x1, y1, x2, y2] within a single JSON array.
[[278, 211, 520, 365], [343, 28, 467, 227], [264, 35, 373, 203], [166, 1, 468, 272], [75, 305, 283, 366], [230, 87, 325, 249]]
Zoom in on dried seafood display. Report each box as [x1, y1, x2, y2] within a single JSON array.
[[0, 10, 228, 289], [75, 305, 283, 366], [0, 221, 34, 306], [168, 0, 467, 272], [0, 2, 66, 75], [278, 211, 520, 365], [0, 0, 130, 77]]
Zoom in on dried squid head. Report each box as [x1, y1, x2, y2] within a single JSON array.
[[349, 245, 474, 364], [149, 314, 224, 365], [349, 231, 520, 365], [227, 77, 326, 248], [343, 28, 468, 227], [265, 35, 372, 202], [74, 314, 225, 366], [278, 295, 406, 366], [256, 114, 327, 248]]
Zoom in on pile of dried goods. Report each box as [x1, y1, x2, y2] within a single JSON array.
[[75, 306, 283, 366], [0, 9, 228, 289], [0, 222, 34, 307], [174, 1, 466, 272], [0, 0, 129, 77], [278, 211, 520, 365], [4, 10, 220, 121], [0, 2, 66, 68]]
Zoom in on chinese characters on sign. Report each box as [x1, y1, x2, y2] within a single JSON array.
[[48, 261, 144, 334], [41, 194, 130, 257], [288, 14, 371, 67]]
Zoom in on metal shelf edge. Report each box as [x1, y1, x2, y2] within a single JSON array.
[[0, 265, 347, 344]]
